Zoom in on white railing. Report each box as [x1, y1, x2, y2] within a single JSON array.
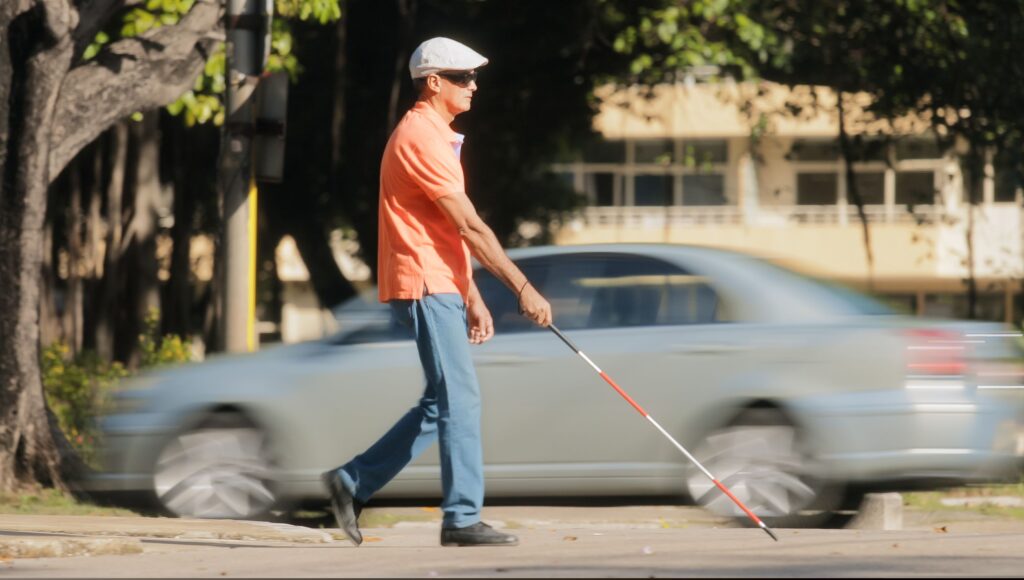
[[580, 204, 942, 227], [584, 206, 746, 227]]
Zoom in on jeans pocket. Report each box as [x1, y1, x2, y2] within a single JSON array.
[[390, 300, 414, 330]]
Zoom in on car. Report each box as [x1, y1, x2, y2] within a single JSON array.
[[87, 244, 1024, 526]]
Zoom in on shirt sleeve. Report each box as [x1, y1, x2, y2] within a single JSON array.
[[395, 136, 466, 202]]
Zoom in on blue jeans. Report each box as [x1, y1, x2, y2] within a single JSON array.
[[334, 293, 484, 528]]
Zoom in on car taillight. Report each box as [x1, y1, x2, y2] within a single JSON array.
[[904, 328, 968, 377]]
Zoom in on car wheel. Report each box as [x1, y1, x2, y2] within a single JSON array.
[[153, 413, 277, 519], [685, 407, 844, 528]]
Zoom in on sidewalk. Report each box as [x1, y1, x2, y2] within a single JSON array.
[[0, 514, 337, 560], [3, 503, 1023, 561]]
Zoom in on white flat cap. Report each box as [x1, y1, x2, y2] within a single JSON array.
[[409, 37, 488, 79]]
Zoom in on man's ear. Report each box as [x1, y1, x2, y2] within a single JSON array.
[[425, 74, 442, 94]]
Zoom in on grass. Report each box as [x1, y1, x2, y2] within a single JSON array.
[[903, 480, 1024, 520], [0, 489, 140, 517]]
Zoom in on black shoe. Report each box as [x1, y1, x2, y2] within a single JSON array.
[[321, 470, 363, 546], [440, 522, 518, 547]]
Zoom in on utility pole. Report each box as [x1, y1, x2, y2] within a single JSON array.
[[220, 0, 273, 352]]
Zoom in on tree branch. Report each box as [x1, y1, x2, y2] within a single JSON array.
[[48, 0, 221, 180], [71, 0, 129, 61]]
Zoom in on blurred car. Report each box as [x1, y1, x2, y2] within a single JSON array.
[[86, 244, 1024, 526]]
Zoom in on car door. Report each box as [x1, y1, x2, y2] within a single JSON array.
[[283, 313, 437, 489], [474, 251, 731, 494]]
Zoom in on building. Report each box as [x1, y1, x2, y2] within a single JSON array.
[[550, 81, 1023, 323]]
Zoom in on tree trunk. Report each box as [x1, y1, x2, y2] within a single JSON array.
[[38, 211, 61, 349], [164, 115, 195, 338], [964, 146, 982, 320], [0, 0, 82, 492], [63, 159, 84, 355], [263, 16, 357, 311], [837, 93, 875, 291], [118, 112, 162, 367], [92, 122, 129, 361], [386, 0, 416, 132], [1, 0, 220, 492]]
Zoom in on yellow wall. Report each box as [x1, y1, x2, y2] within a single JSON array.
[[555, 222, 937, 281]]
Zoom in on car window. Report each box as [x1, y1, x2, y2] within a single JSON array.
[[584, 254, 721, 329], [475, 252, 724, 333], [474, 259, 550, 334]]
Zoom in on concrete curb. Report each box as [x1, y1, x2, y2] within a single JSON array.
[[850, 492, 903, 531], [0, 515, 335, 545], [0, 536, 143, 559]]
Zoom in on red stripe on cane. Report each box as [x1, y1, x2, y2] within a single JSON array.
[[599, 372, 648, 417], [713, 479, 766, 526]]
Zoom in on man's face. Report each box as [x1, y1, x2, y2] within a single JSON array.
[[430, 70, 478, 115]]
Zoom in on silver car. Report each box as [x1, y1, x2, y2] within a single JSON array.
[[88, 244, 1024, 526]]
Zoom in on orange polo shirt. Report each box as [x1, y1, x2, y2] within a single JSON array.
[[378, 101, 473, 303]]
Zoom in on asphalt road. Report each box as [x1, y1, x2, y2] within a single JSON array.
[[4, 506, 1024, 578]]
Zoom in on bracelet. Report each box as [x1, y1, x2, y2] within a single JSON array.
[[516, 280, 531, 314]]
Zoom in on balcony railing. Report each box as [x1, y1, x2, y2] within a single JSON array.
[[579, 204, 941, 227]]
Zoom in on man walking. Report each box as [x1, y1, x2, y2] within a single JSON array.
[[322, 37, 552, 548]]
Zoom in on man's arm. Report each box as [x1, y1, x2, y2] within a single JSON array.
[[435, 192, 552, 326]]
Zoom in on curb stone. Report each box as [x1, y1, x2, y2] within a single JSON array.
[[0, 536, 143, 559]]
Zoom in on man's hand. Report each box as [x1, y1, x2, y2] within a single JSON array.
[[467, 298, 494, 344], [518, 283, 552, 327]]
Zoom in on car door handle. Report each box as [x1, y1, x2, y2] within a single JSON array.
[[477, 354, 541, 366], [672, 344, 746, 356]]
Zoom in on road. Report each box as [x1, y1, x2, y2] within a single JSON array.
[[4, 506, 1024, 577]]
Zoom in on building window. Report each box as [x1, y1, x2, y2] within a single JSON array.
[[994, 149, 1021, 203], [797, 173, 838, 205], [586, 172, 620, 206], [683, 174, 726, 205], [852, 172, 885, 205], [790, 140, 839, 162], [683, 140, 728, 166], [896, 139, 941, 161], [895, 171, 936, 206], [635, 174, 674, 206], [635, 139, 674, 165], [583, 139, 625, 163]]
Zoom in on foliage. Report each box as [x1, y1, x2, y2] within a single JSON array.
[[42, 310, 192, 468], [41, 344, 127, 468], [85, 0, 342, 127], [138, 309, 193, 369]]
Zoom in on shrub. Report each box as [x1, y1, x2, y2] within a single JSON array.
[[138, 308, 193, 369], [43, 309, 193, 467], [41, 343, 128, 467]]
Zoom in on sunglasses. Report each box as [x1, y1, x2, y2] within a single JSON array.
[[435, 70, 477, 87]]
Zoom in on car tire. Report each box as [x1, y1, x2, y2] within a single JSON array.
[[685, 407, 845, 528], [152, 412, 278, 520]]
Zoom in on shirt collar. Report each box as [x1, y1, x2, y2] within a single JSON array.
[[412, 101, 461, 143]]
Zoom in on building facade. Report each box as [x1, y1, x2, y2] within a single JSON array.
[[551, 82, 1023, 323]]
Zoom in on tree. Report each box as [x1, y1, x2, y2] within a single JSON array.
[[613, 1, 1024, 315], [1, 0, 221, 492]]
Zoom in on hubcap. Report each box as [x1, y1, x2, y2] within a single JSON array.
[[154, 427, 275, 519], [687, 424, 819, 518]]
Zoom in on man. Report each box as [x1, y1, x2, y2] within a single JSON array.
[[322, 37, 553, 548]]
